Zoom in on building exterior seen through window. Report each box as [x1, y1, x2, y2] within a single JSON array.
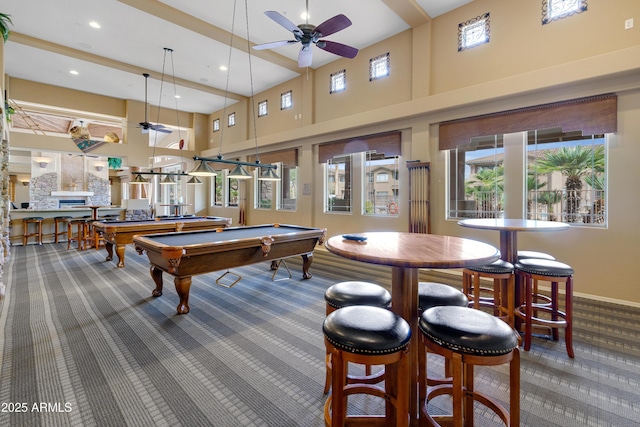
[[277, 163, 297, 211], [447, 129, 607, 226], [325, 155, 351, 213], [363, 152, 400, 216]]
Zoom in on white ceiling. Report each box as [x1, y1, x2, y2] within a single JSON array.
[[3, 0, 474, 116]]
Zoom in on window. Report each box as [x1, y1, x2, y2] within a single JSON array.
[[447, 130, 608, 226], [325, 155, 352, 213], [213, 118, 220, 132], [227, 173, 239, 207], [363, 152, 400, 216], [213, 172, 224, 206], [369, 53, 390, 81], [543, 0, 587, 24], [277, 162, 298, 211], [281, 91, 292, 110], [330, 70, 346, 93], [255, 170, 273, 209], [228, 112, 235, 127], [258, 100, 268, 117], [458, 13, 490, 51]]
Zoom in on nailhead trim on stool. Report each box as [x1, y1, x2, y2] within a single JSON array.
[[419, 306, 520, 427], [323, 306, 411, 427], [515, 258, 575, 358], [323, 281, 392, 394]]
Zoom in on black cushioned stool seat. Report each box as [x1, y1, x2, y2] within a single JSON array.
[[515, 258, 574, 358], [323, 281, 392, 394], [419, 306, 520, 427], [22, 216, 44, 246], [323, 306, 411, 427], [418, 282, 469, 313], [462, 259, 515, 327], [53, 216, 72, 243]]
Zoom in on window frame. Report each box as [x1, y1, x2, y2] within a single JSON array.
[[330, 69, 346, 94], [281, 90, 292, 110], [258, 100, 268, 117], [458, 13, 490, 51], [369, 53, 390, 81]]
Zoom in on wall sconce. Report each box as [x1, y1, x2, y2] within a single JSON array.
[[94, 162, 105, 172], [21, 181, 29, 186], [33, 157, 52, 169]]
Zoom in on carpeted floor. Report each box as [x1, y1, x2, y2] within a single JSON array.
[[1, 243, 639, 426]]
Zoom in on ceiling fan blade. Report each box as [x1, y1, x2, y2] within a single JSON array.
[[264, 11, 303, 36], [253, 40, 298, 50], [316, 40, 359, 59], [314, 14, 352, 37], [298, 46, 313, 68]]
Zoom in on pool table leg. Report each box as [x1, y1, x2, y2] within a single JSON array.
[[105, 242, 114, 262], [150, 266, 164, 298], [115, 245, 126, 268], [174, 276, 191, 315], [301, 253, 313, 279]]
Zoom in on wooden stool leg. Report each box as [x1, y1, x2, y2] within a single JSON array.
[[565, 277, 575, 358]]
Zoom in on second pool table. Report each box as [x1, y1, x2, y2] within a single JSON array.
[[133, 224, 327, 314], [94, 216, 232, 267]]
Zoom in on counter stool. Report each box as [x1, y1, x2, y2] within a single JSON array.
[[53, 216, 72, 243], [462, 260, 515, 327], [514, 258, 574, 358], [323, 281, 392, 394], [419, 306, 520, 427], [22, 217, 44, 246], [418, 282, 469, 387], [323, 305, 411, 427], [67, 218, 88, 250], [516, 251, 555, 308]]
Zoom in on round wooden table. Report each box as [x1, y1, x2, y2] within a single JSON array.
[[325, 232, 500, 425], [458, 218, 570, 263]]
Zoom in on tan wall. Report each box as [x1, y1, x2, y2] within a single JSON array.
[[430, 0, 640, 94]]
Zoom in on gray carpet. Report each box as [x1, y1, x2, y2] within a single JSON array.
[[1, 244, 639, 426]]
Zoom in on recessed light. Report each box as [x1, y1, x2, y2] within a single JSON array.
[[219, 65, 228, 71], [89, 21, 101, 29], [174, 95, 181, 99], [69, 70, 79, 75], [301, 12, 310, 21]]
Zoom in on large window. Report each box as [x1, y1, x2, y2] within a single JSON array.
[[447, 130, 608, 226], [325, 155, 352, 213], [255, 171, 273, 209], [277, 162, 297, 211], [227, 173, 239, 207], [363, 152, 400, 216]]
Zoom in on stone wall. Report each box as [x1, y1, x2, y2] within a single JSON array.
[[29, 172, 59, 209], [87, 173, 110, 206]]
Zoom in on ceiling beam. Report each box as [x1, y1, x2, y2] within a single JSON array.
[[10, 32, 246, 102], [381, 0, 432, 27], [117, 0, 300, 73]]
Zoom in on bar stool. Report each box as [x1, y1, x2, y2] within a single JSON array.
[[419, 306, 520, 427], [518, 250, 555, 261], [323, 281, 392, 394], [323, 305, 411, 427], [514, 258, 575, 358], [462, 260, 515, 327], [22, 217, 44, 246], [53, 216, 72, 243], [67, 218, 88, 250], [418, 282, 469, 387]]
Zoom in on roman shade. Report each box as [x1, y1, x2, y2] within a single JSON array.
[[438, 94, 617, 150], [247, 148, 298, 166], [318, 131, 401, 163]]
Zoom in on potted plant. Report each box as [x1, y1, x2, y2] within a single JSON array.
[[0, 13, 13, 43]]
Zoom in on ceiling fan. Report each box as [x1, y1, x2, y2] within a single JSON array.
[[253, 1, 358, 68], [138, 73, 171, 134]]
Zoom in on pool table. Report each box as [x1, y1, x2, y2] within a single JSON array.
[[133, 224, 327, 314], [93, 216, 232, 268]]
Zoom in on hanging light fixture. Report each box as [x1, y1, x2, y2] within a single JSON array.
[[130, 174, 149, 184], [188, 160, 217, 176], [259, 168, 281, 181], [229, 164, 252, 179], [186, 176, 202, 185], [160, 174, 176, 185]]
